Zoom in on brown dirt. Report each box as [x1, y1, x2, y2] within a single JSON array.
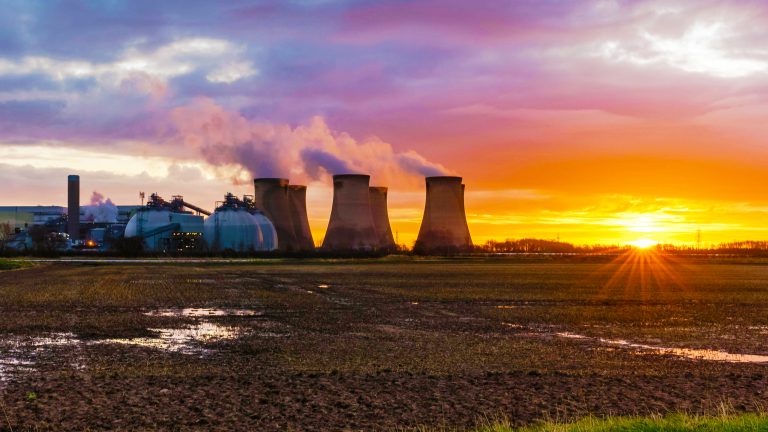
[[0, 256, 767, 431]]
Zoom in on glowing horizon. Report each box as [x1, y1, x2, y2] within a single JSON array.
[[2, 1, 768, 247]]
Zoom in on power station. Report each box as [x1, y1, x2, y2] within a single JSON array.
[[253, 178, 298, 252], [287, 185, 315, 251], [0, 173, 474, 254], [369, 186, 396, 251], [414, 176, 473, 254], [322, 174, 380, 251]]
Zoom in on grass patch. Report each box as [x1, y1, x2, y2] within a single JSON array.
[[415, 413, 768, 431], [0, 259, 27, 271]]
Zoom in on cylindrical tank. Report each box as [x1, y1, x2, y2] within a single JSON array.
[[369, 186, 396, 251], [253, 178, 298, 251], [322, 174, 380, 251], [414, 176, 473, 254], [287, 185, 315, 251], [67, 175, 80, 240]]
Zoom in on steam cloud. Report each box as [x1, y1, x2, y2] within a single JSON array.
[[170, 98, 448, 185], [84, 191, 118, 223]]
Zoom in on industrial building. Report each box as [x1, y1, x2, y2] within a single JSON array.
[[253, 178, 315, 252], [124, 194, 206, 252], [1, 172, 475, 255], [414, 176, 473, 253], [204, 193, 277, 252], [369, 186, 396, 251], [322, 174, 381, 251], [287, 185, 315, 250]]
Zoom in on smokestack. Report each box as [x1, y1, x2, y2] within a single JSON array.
[[369, 186, 396, 251], [322, 174, 380, 251], [287, 185, 315, 251], [414, 176, 473, 254], [67, 175, 80, 240], [253, 178, 297, 251]]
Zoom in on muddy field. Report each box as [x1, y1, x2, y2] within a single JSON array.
[[1, 254, 768, 430]]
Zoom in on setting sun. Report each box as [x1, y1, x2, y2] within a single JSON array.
[[627, 238, 659, 249]]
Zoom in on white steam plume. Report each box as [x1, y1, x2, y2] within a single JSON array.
[[169, 98, 448, 185], [84, 191, 118, 223]]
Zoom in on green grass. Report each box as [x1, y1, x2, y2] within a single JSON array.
[[416, 413, 768, 431], [0, 259, 27, 271]]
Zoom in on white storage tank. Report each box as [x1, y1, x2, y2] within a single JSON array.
[[251, 210, 278, 251], [204, 194, 278, 252], [124, 194, 204, 252]]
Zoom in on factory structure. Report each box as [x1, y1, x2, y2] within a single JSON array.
[[0, 173, 475, 254]]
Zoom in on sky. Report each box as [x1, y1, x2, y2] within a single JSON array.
[[1, 0, 768, 247]]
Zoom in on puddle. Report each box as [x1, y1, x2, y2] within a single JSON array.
[[145, 308, 261, 317], [555, 332, 768, 364], [0, 358, 34, 383], [106, 322, 244, 354], [496, 305, 516, 309], [0, 333, 82, 384], [317, 284, 330, 289]]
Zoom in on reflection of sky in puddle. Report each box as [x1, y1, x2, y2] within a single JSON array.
[[0, 333, 80, 384], [145, 308, 261, 317], [106, 322, 243, 354], [555, 332, 768, 364]]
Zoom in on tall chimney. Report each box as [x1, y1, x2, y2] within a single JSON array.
[[67, 175, 80, 240], [287, 185, 315, 251], [322, 174, 379, 251], [414, 176, 473, 254], [369, 186, 396, 251], [253, 178, 297, 251]]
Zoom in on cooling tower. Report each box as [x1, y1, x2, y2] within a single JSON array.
[[67, 175, 80, 240], [369, 186, 396, 251], [414, 176, 473, 253], [253, 178, 297, 251], [322, 174, 380, 251], [287, 185, 315, 251]]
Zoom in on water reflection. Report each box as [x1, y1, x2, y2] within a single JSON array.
[[145, 308, 261, 317], [555, 332, 768, 363], [106, 322, 243, 354], [0, 333, 81, 384]]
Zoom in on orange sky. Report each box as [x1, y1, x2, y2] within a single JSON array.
[[2, 1, 768, 247]]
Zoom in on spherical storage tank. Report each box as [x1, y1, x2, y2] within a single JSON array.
[[204, 203, 278, 252], [124, 208, 173, 238], [124, 208, 204, 251]]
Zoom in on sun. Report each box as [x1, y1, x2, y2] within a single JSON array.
[[627, 238, 658, 249]]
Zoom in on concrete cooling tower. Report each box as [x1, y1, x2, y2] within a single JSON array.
[[322, 174, 380, 251], [253, 178, 298, 252], [369, 186, 396, 251], [414, 176, 473, 254], [287, 185, 315, 250], [67, 175, 80, 240]]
